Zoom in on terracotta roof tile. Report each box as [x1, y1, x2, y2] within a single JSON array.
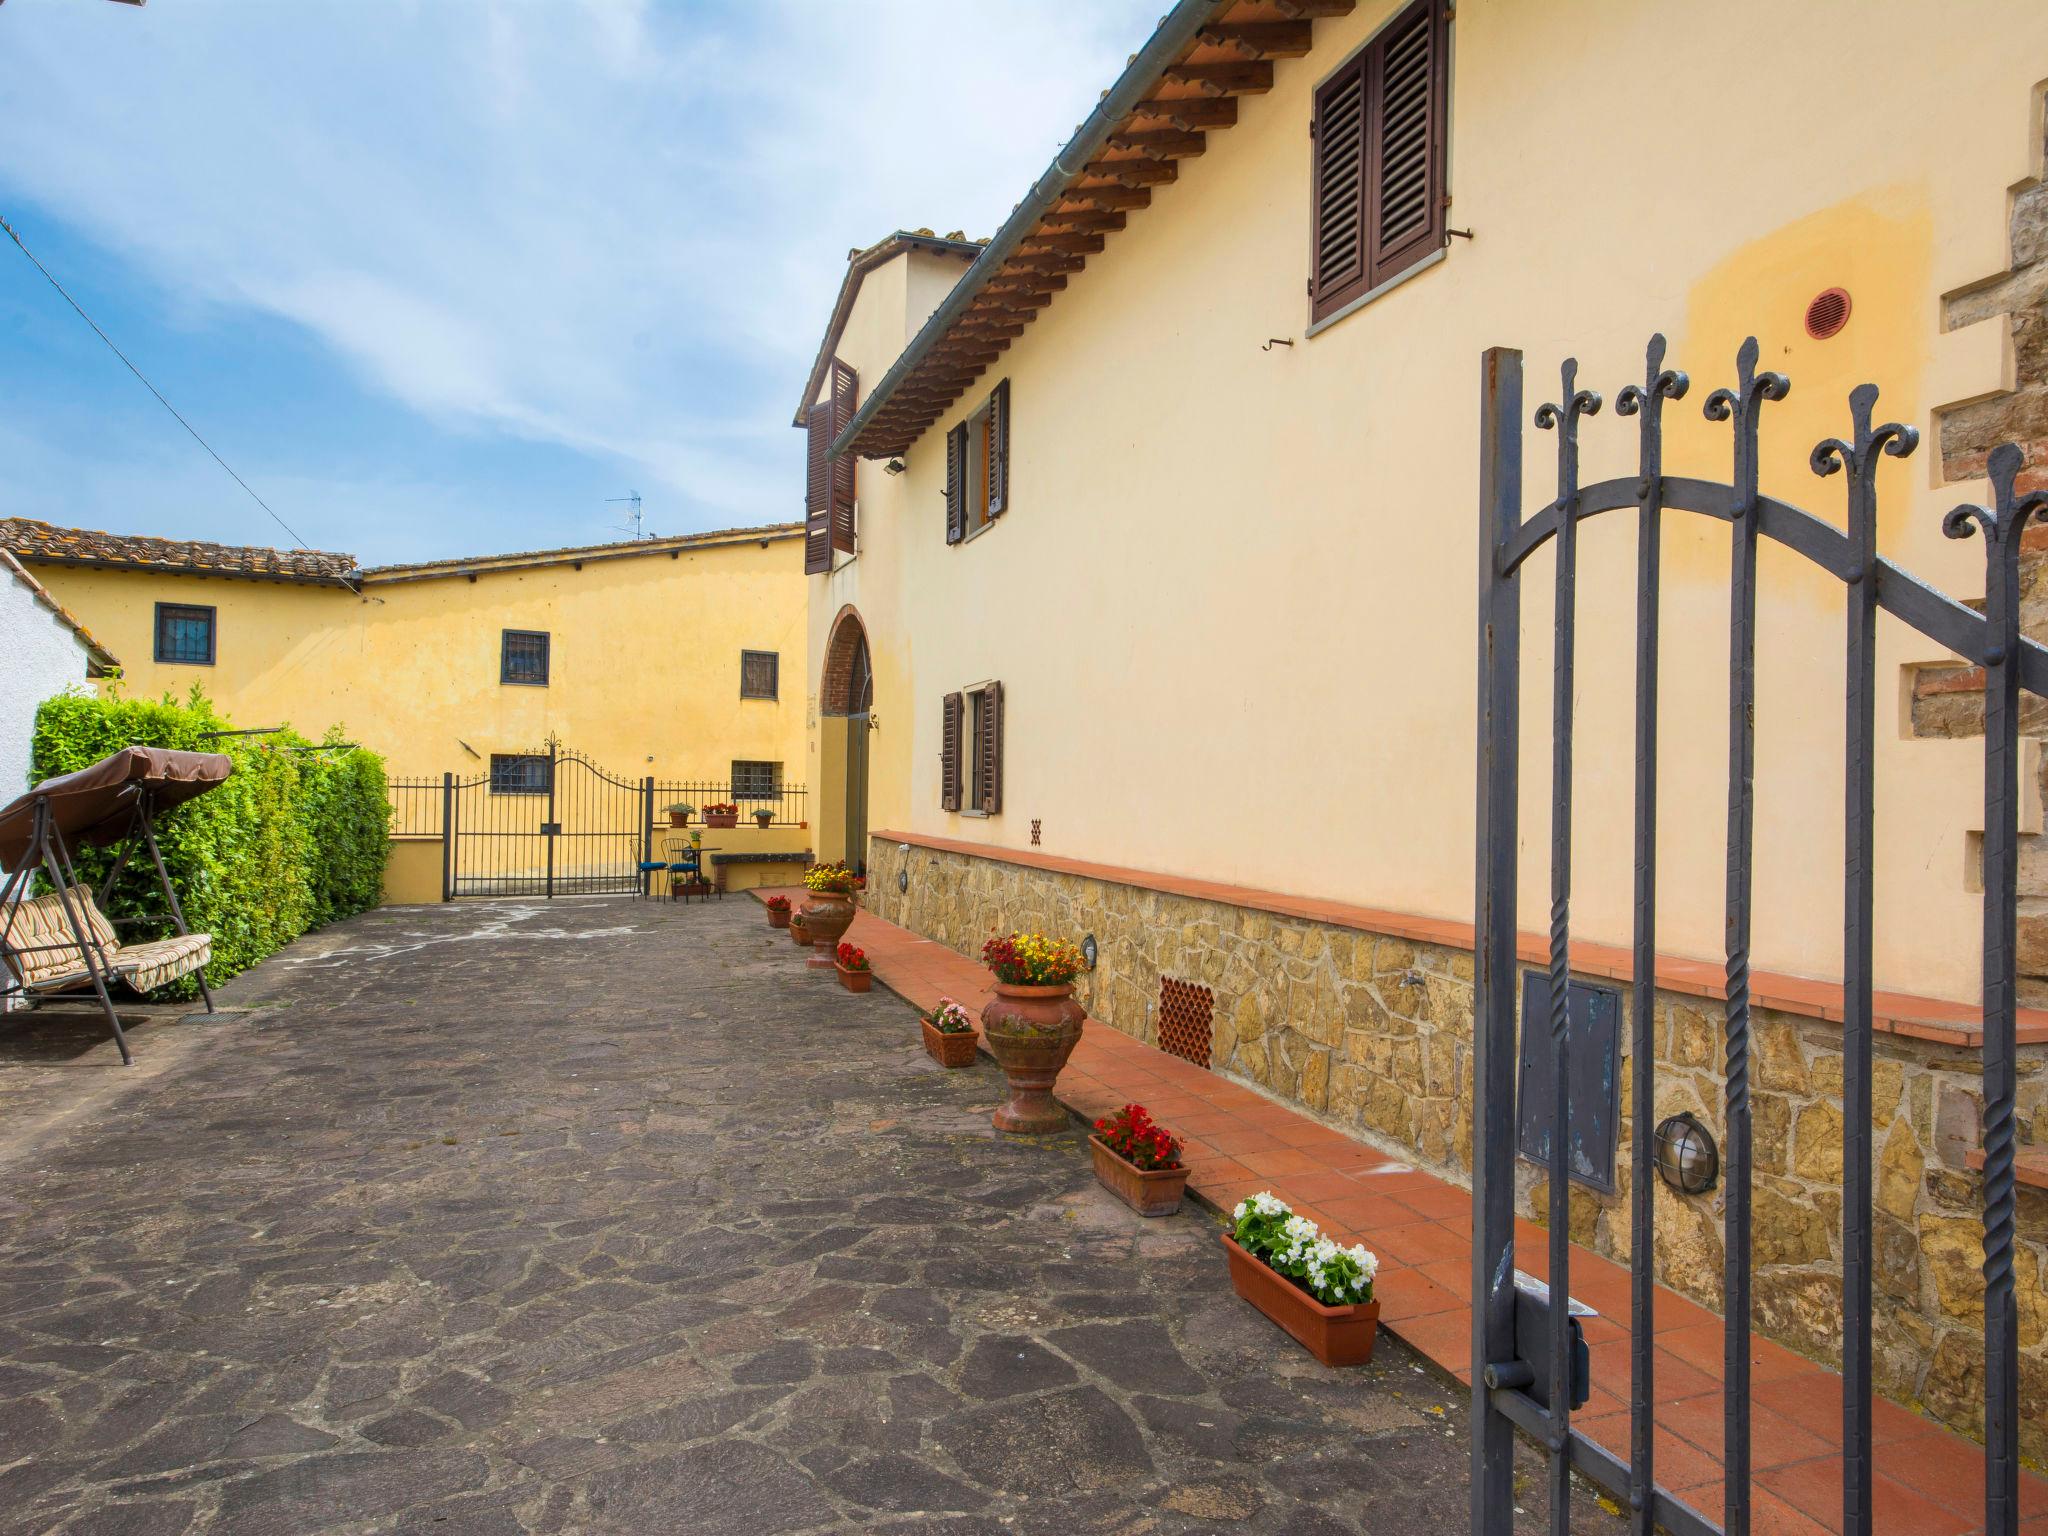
[[0, 517, 359, 587]]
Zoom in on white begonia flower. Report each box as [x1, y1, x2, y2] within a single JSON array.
[[1233, 1201, 1248, 1221]]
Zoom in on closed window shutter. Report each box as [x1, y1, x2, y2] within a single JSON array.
[[945, 422, 967, 545], [1310, 0, 1446, 321], [829, 358, 858, 552], [1310, 60, 1367, 315], [940, 692, 964, 810], [1366, 0, 1447, 289], [979, 681, 1003, 815], [987, 380, 1010, 520], [804, 402, 831, 573]]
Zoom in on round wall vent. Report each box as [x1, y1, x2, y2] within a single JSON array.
[[1804, 287, 1852, 340]]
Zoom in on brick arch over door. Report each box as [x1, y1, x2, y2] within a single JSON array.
[[820, 606, 872, 717]]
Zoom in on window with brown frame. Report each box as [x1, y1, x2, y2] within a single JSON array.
[[1309, 0, 1449, 324], [739, 649, 779, 700], [944, 380, 1009, 545], [939, 682, 1002, 815]]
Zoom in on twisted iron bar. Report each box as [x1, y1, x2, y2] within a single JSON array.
[[1614, 335, 1686, 1536], [1943, 442, 2047, 1535], [1534, 359, 1600, 1536]]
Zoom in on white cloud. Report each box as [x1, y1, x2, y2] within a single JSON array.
[[0, 0, 1156, 543]]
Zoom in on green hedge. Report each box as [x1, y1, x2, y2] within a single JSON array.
[[28, 687, 391, 995]]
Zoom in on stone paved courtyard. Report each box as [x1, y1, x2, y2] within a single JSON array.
[[0, 897, 1614, 1534]]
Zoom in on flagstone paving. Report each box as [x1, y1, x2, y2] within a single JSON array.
[[0, 896, 1609, 1535]]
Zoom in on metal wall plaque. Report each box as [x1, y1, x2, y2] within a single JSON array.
[[1516, 973, 1620, 1193]]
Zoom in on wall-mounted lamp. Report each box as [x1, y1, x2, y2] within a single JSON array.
[[1653, 1112, 1719, 1196], [897, 865, 909, 894], [1081, 934, 1098, 971], [883, 458, 907, 475]]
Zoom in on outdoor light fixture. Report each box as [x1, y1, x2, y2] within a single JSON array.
[[1652, 1112, 1719, 1196], [897, 866, 908, 894], [1082, 934, 1098, 970], [883, 458, 907, 475]]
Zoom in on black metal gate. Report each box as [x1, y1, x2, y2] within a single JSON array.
[[445, 745, 649, 898], [1472, 335, 2043, 1536]]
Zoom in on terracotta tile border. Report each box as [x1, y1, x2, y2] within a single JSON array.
[[754, 888, 2042, 1536], [873, 829, 2047, 1046]]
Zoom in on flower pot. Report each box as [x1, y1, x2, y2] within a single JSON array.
[[1219, 1233, 1380, 1366], [921, 1018, 979, 1069], [766, 906, 790, 929], [754, 813, 775, 829], [705, 811, 738, 829], [802, 893, 855, 951], [668, 811, 692, 828], [788, 916, 810, 947], [1090, 1137, 1190, 1217], [835, 963, 872, 993], [979, 982, 1085, 1134]]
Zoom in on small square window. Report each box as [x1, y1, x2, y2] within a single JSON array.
[[502, 630, 550, 686], [740, 650, 779, 700], [154, 603, 215, 666], [730, 760, 782, 802], [489, 754, 550, 795]]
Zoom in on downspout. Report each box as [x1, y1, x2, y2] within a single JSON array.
[[830, 0, 1234, 460]]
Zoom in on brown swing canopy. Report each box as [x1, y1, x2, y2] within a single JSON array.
[[0, 747, 233, 873]]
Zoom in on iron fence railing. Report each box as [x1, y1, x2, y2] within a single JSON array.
[[386, 770, 809, 842]]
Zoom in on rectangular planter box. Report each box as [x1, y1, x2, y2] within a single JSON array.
[[767, 908, 790, 929], [835, 964, 872, 992], [1090, 1136, 1190, 1217], [704, 812, 739, 829], [922, 1018, 979, 1068], [1219, 1233, 1379, 1366]]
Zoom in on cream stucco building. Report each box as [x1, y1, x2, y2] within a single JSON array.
[[794, 0, 2048, 1453]]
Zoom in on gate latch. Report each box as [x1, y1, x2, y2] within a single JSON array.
[[539, 822, 562, 835], [1481, 1270, 1592, 1411]]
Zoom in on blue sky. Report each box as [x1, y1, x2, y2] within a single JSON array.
[[0, 0, 1156, 564]]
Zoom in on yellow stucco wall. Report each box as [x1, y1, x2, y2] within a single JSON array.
[[32, 532, 810, 792], [809, 0, 2048, 1004]]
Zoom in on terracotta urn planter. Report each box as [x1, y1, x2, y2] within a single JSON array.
[[979, 983, 1085, 1134], [766, 905, 790, 929], [1089, 1137, 1190, 1217], [835, 962, 872, 993], [921, 1018, 979, 1069], [802, 893, 856, 953], [1219, 1233, 1380, 1366]]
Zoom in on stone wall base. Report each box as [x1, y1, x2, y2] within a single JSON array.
[[865, 834, 2048, 1457]]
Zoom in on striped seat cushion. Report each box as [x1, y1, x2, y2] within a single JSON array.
[[112, 934, 212, 993], [1, 888, 120, 989]]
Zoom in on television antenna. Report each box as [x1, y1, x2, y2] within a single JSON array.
[[606, 491, 649, 540]]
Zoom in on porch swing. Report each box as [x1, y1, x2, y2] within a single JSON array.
[[0, 746, 233, 1064]]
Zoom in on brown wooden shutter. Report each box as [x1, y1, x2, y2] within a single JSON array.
[[1309, 58, 1367, 316], [940, 692, 964, 810], [987, 380, 1010, 520], [979, 681, 1003, 815], [944, 422, 967, 545], [829, 358, 858, 552], [1366, 0, 1447, 289], [803, 402, 831, 574], [1309, 0, 1446, 322]]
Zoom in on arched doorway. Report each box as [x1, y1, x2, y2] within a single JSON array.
[[820, 608, 873, 871]]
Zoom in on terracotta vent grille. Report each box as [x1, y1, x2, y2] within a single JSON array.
[[1804, 287, 1852, 340], [1157, 977, 1214, 1069]]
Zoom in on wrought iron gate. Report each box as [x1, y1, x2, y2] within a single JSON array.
[[446, 745, 649, 897], [1472, 336, 2043, 1536]]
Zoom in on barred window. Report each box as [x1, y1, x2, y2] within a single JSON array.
[[501, 629, 550, 686], [154, 603, 215, 666], [740, 649, 779, 700], [489, 754, 550, 795], [731, 760, 782, 801]]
